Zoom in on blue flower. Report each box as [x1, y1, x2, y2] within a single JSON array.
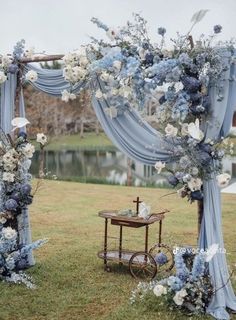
[[157, 27, 166, 36], [5, 199, 18, 211], [178, 53, 192, 66], [214, 25, 222, 34], [191, 190, 203, 201], [21, 184, 32, 196], [167, 276, 184, 291], [167, 175, 179, 187], [155, 252, 168, 265], [182, 76, 201, 93]]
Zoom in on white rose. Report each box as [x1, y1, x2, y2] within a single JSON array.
[[153, 284, 167, 297], [173, 289, 187, 306], [25, 70, 38, 82], [216, 173, 231, 188], [0, 71, 7, 84], [95, 90, 103, 99], [154, 161, 165, 174], [165, 124, 178, 137], [2, 172, 15, 182], [187, 177, 202, 191], [21, 143, 35, 159], [36, 133, 47, 146], [2, 227, 17, 240]]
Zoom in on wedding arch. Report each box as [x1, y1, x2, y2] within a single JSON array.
[[0, 11, 236, 320]]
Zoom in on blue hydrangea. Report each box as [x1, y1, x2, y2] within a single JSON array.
[[155, 252, 168, 265], [178, 53, 192, 66], [174, 251, 190, 281], [167, 276, 184, 291], [147, 59, 178, 84]]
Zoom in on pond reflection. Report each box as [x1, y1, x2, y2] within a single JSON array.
[[30, 149, 236, 187]]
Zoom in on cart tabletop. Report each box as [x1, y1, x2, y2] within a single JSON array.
[[98, 209, 168, 226]]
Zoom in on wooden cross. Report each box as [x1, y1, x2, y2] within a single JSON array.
[[133, 197, 143, 214]]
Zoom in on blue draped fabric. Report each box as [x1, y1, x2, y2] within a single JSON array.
[[1, 62, 235, 319], [199, 59, 236, 320], [0, 75, 34, 268]]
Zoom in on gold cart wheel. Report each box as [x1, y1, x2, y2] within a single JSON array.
[[149, 243, 174, 273], [129, 252, 157, 280]]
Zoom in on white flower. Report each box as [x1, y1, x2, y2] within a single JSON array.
[[120, 86, 132, 98], [1, 55, 13, 68], [113, 60, 122, 71], [95, 90, 103, 99], [61, 90, 76, 102], [0, 71, 7, 84], [36, 133, 47, 146], [111, 88, 119, 96], [11, 117, 30, 131], [24, 47, 35, 59], [165, 124, 178, 137], [25, 70, 38, 82], [2, 227, 17, 240], [21, 143, 35, 158], [188, 118, 204, 141], [138, 202, 151, 219], [205, 243, 219, 262], [153, 284, 167, 297], [216, 173, 231, 188], [100, 72, 110, 82], [2, 172, 15, 182], [187, 177, 202, 191], [106, 28, 117, 41], [0, 216, 7, 224], [154, 161, 165, 174], [62, 52, 78, 67], [173, 289, 188, 306]]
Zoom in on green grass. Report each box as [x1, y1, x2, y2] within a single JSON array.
[[0, 180, 235, 320], [37, 133, 115, 151]]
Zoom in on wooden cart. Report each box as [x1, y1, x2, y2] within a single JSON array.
[[98, 200, 174, 280]]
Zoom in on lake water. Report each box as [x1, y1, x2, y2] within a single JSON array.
[[30, 149, 236, 187]]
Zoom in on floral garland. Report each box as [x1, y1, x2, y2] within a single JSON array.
[[61, 11, 235, 201], [0, 121, 47, 287]]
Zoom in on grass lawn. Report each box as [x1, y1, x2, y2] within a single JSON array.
[[0, 180, 235, 320], [40, 133, 114, 151]]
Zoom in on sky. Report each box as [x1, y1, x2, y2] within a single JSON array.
[[0, 0, 236, 55]]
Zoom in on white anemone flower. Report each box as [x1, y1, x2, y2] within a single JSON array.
[[3, 172, 15, 182], [25, 70, 38, 82], [2, 227, 17, 240], [36, 133, 47, 146]]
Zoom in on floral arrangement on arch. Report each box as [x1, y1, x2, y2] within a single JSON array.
[[0, 118, 47, 287], [61, 10, 235, 202]]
